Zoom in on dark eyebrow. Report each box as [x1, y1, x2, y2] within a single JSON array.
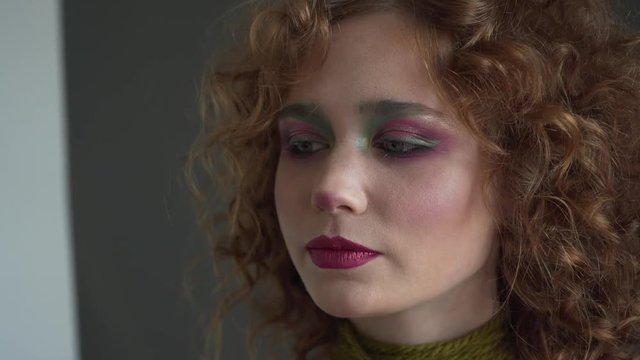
[[277, 102, 333, 136], [358, 99, 444, 118], [277, 99, 447, 135], [278, 103, 326, 121]]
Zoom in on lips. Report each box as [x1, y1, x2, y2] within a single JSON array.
[[305, 235, 380, 269]]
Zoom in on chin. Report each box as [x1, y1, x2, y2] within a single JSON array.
[[307, 283, 387, 319]]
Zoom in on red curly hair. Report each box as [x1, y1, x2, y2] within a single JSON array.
[[185, 0, 640, 358]]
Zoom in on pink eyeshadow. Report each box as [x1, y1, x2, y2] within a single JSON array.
[[374, 118, 458, 156]]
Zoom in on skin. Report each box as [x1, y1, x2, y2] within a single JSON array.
[[274, 12, 499, 345]]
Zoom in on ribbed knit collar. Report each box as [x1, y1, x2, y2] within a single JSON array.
[[335, 312, 516, 360]]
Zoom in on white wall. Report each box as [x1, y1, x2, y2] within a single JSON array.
[[0, 0, 78, 359]]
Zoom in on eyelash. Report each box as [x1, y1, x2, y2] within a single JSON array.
[[280, 129, 328, 157], [284, 135, 439, 158], [286, 139, 329, 156], [373, 136, 439, 158]]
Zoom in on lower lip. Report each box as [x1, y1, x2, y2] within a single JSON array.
[[307, 249, 380, 269]]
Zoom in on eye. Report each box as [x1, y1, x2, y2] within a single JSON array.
[[373, 135, 440, 158], [285, 135, 329, 157]]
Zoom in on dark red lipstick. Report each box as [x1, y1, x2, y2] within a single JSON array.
[[305, 235, 380, 269]]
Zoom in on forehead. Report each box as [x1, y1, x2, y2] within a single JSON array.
[[286, 12, 441, 118]]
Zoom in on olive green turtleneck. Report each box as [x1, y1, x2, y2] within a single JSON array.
[[335, 312, 516, 360]]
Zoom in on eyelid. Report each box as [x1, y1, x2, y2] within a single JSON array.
[[373, 136, 441, 150], [381, 136, 441, 147], [371, 126, 442, 158], [286, 129, 328, 142], [373, 128, 440, 143], [277, 116, 333, 139], [282, 132, 330, 158], [285, 130, 330, 148]]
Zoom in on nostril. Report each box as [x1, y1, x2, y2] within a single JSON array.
[[313, 189, 360, 213], [309, 164, 368, 215], [312, 191, 338, 213]]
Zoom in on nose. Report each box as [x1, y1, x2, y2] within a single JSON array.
[[310, 148, 368, 215]]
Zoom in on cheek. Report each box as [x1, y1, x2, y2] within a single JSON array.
[[274, 164, 289, 221], [388, 167, 481, 232], [383, 164, 496, 282], [274, 162, 304, 231]]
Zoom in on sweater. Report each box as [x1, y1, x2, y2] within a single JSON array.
[[335, 312, 516, 360]]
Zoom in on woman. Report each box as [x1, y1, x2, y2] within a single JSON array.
[[186, 0, 640, 358]]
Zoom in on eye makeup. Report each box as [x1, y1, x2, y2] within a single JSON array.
[[277, 99, 453, 160], [277, 120, 329, 159], [278, 103, 334, 140], [361, 100, 451, 159], [360, 99, 450, 134], [371, 118, 445, 159], [277, 103, 336, 159]]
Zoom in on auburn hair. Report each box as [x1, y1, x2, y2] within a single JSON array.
[[186, 0, 640, 358]]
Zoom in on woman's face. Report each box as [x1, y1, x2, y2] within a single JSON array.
[[274, 12, 498, 322]]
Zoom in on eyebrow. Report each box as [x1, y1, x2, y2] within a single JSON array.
[[358, 99, 445, 119], [278, 103, 333, 135], [278, 99, 446, 131]]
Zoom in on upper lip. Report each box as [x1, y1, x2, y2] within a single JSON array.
[[305, 235, 380, 253]]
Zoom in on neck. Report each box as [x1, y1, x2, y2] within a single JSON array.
[[349, 261, 499, 345], [336, 307, 515, 360]]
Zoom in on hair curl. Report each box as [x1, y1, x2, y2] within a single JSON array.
[[185, 0, 640, 358]]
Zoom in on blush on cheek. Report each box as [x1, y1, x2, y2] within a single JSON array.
[[396, 170, 477, 229]]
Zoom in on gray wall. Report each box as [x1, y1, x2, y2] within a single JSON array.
[[65, 0, 246, 359], [64, 1, 640, 360], [0, 1, 78, 360]]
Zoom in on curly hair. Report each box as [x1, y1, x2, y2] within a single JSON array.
[[185, 0, 640, 358]]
